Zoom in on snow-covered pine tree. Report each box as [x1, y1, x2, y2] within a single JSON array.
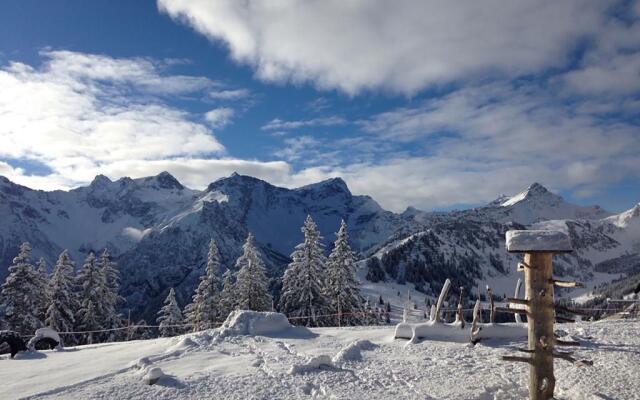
[[186, 239, 222, 331], [218, 268, 237, 319], [75, 252, 104, 344], [45, 250, 78, 336], [0, 243, 44, 334], [97, 249, 122, 341], [326, 219, 365, 326], [279, 215, 331, 327], [33, 257, 50, 322], [234, 233, 272, 312], [156, 288, 184, 337]]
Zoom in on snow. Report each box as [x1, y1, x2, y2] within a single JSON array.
[[394, 321, 526, 342], [500, 189, 529, 207], [27, 327, 62, 350], [1, 319, 639, 399], [122, 227, 152, 242], [506, 230, 572, 252], [288, 355, 334, 374], [332, 339, 377, 363], [218, 310, 300, 338], [142, 367, 165, 385]]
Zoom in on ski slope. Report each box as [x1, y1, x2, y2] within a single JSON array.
[[1, 314, 638, 400]]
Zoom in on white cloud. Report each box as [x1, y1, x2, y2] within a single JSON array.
[[340, 81, 640, 210], [158, 0, 607, 94], [43, 50, 217, 95], [273, 136, 321, 162], [261, 116, 346, 131], [204, 107, 235, 128], [562, 13, 640, 96], [99, 158, 292, 189], [209, 88, 250, 100], [0, 51, 280, 190]]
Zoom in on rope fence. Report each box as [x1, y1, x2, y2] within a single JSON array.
[[21, 303, 634, 339]]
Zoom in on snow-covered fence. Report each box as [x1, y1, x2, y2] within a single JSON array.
[[394, 278, 527, 343], [501, 230, 592, 400]]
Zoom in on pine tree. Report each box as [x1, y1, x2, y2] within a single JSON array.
[[218, 268, 237, 319], [0, 243, 44, 334], [234, 233, 271, 312], [157, 288, 184, 337], [75, 252, 104, 344], [326, 220, 365, 326], [96, 249, 122, 341], [33, 257, 50, 322], [279, 216, 331, 327], [186, 239, 222, 331], [45, 250, 78, 336]]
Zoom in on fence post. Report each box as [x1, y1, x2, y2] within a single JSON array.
[[501, 230, 574, 400]]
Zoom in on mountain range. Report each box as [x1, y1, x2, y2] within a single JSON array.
[[0, 172, 638, 320]]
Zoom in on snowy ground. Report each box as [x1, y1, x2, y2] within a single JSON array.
[[1, 316, 639, 400]]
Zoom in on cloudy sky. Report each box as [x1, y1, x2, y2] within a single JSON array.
[[1, 0, 639, 212]]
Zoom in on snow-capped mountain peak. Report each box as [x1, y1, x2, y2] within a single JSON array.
[[606, 203, 640, 228], [142, 171, 184, 190], [485, 182, 611, 225], [89, 174, 113, 188], [500, 182, 555, 207]]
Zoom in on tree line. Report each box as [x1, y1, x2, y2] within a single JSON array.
[[1, 215, 387, 343], [158, 216, 385, 336], [0, 244, 121, 344]]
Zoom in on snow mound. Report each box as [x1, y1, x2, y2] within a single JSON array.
[[506, 230, 572, 252], [332, 340, 377, 364], [27, 327, 62, 351], [219, 310, 295, 338], [289, 355, 334, 375], [129, 356, 151, 369], [166, 336, 197, 353], [143, 367, 164, 385]]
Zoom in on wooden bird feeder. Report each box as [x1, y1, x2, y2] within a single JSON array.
[[502, 229, 584, 400]]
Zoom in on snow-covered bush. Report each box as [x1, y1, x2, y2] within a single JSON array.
[[27, 327, 62, 351]]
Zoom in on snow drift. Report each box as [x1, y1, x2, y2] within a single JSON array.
[[218, 310, 311, 338]]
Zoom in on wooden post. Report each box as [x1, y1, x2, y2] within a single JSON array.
[[524, 252, 556, 399], [456, 286, 465, 328], [514, 278, 523, 324], [435, 279, 451, 323], [487, 285, 495, 324], [504, 230, 573, 400]]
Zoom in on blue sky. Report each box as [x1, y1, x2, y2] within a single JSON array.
[[0, 0, 639, 212]]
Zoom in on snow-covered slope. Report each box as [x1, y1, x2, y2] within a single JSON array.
[[364, 187, 638, 301], [1, 316, 638, 399], [0, 173, 198, 278]]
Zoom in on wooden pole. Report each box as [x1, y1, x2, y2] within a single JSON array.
[[523, 252, 555, 400], [487, 285, 495, 324], [503, 229, 588, 400], [514, 278, 523, 324], [435, 279, 451, 323], [456, 286, 465, 328]]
